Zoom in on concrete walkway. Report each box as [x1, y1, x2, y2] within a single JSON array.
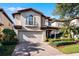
[[67, 53, 79, 56], [12, 41, 64, 56]]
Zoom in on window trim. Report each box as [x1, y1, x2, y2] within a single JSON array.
[[26, 15, 37, 26]]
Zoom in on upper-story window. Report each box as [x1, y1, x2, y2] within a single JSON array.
[[49, 22, 51, 26], [26, 15, 33, 25], [45, 20, 48, 26], [26, 15, 37, 26]]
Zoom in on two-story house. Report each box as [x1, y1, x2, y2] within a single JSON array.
[[0, 8, 13, 30], [51, 19, 65, 28], [47, 19, 66, 38], [51, 19, 65, 33], [50, 17, 79, 38], [12, 8, 51, 43]]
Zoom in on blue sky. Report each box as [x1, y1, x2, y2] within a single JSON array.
[[0, 3, 59, 22]]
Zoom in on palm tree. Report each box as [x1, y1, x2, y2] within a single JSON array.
[[61, 20, 71, 38], [60, 19, 79, 40]]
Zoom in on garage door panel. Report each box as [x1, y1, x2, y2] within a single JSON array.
[[23, 33, 36, 38], [18, 31, 43, 43]]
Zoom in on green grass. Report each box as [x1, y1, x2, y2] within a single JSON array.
[[0, 45, 16, 56], [58, 44, 79, 54]]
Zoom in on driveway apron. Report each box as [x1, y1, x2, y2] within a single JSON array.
[[12, 41, 64, 56]]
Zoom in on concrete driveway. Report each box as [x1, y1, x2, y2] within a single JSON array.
[[12, 41, 64, 56]]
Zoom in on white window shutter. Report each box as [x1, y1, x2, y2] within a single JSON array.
[[33, 16, 40, 26], [33, 16, 36, 25], [0, 17, 2, 23]]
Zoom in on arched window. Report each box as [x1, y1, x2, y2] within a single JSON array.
[[26, 15, 33, 25]]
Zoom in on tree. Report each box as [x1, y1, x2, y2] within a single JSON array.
[[54, 4, 79, 39], [54, 3, 79, 19], [60, 20, 72, 38]]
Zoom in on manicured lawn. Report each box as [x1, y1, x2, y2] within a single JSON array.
[[0, 45, 16, 56], [58, 44, 79, 54]]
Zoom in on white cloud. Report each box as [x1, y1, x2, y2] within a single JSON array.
[[7, 7, 25, 12], [16, 7, 25, 10], [7, 7, 16, 12]]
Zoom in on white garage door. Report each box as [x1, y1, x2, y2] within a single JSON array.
[[18, 31, 44, 43]]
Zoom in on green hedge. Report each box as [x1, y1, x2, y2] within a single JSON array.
[[1, 41, 18, 45], [50, 41, 76, 47], [49, 38, 74, 42], [0, 45, 16, 56], [0, 29, 19, 45], [0, 38, 19, 45]]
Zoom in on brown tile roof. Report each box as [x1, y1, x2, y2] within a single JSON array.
[[54, 20, 67, 22], [18, 8, 43, 15], [12, 8, 52, 21], [0, 8, 13, 24], [50, 18, 70, 23], [41, 26, 61, 30], [12, 12, 20, 17], [12, 8, 44, 16]]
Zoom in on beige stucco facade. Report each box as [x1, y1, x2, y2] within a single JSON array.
[[51, 22, 64, 28], [14, 10, 49, 31], [13, 9, 48, 42]]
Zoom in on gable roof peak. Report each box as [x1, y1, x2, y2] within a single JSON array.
[[17, 8, 43, 15]]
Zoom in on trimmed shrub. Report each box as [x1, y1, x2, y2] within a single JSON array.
[[61, 38, 74, 41], [0, 29, 19, 45], [0, 44, 16, 56], [49, 38, 74, 42], [2, 29, 16, 40], [50, 41, 76, 47], [50, 39, 61, 42], [1, 38, 18, 45]]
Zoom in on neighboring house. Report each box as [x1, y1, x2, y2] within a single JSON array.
[[50, 17, 79, 38], [51, 19, 65, 28], [12, 8, 51, 43], [48, 19, 67, 38], [70, 17, 79, 27], [70, 17, 79, 39], [50, 19, 65, 35], [0, 8, 13, 29]]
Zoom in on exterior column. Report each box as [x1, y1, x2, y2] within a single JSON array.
[[42, 30, 46, 41], [54, 30, 56, 40]]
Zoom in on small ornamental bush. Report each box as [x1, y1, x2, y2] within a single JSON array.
[[50, 41, 76, 47], [1, 38, 18, 45], [49, 38, 74, 42], [2, 29, 16, 40], [1, 29, 18, 45]]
